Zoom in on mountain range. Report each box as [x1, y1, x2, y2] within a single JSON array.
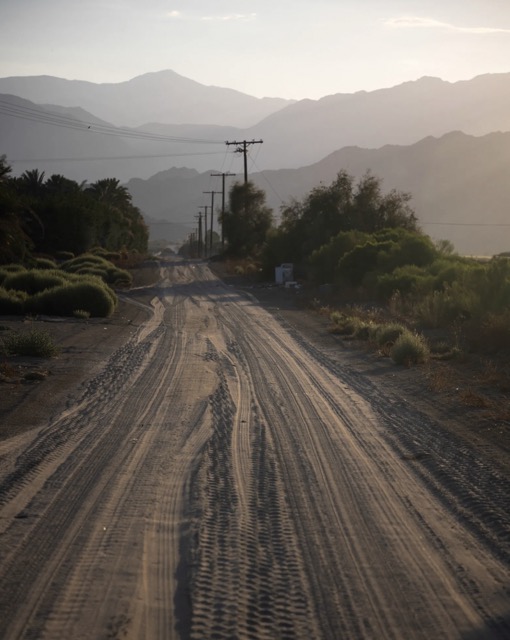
[[1, 70, 510, 255], [0, 70, 293, 128]]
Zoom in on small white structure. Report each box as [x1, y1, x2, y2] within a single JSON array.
[[275, 263, 294, 284]]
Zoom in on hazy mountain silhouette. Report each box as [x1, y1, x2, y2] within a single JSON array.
[[0, 70, 293, 128], [3, 72, 510, 183], [128, 131, 510, 256], [241, 73, 510, 170]]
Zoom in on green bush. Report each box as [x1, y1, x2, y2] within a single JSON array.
[[0, 287, 28, 314], [32, 257, 57, 270], [413, 284, 479, 328], [61, 254, 132, 287], [0, 265, 26, 285], [353, 321, 374, 340], [390, 331, 430, 365], [3, 328, 59, 357], [3, 269, 67, 295], [374, 322, 406, 347], [73, 309, 91, 320], [55, 251, 75, 261], [28, 280, 117, 318], [375, 266, 434, 300]]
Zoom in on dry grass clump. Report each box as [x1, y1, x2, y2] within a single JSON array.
[[390, 331, 430, 366], [2, 328, 59, 358]]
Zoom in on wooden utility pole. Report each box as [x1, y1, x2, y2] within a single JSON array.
[[195, 211, 203, 257], [211, 172, 235, 248], [198, 205, 208, 256], [225, 139, 263, 183], [203, 190, 221, 253]]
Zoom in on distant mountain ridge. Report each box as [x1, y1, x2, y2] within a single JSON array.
[[2, 71, 510, 182], [0, 70, 294, 128]]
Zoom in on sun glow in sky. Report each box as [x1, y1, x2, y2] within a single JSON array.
[[1, 0, 509, 99]]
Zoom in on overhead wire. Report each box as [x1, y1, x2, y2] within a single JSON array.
[[0, 99, 226, 144], [248, 154, 286, 205], [11, 151, 225, 163], [421, 221, 510, 227]]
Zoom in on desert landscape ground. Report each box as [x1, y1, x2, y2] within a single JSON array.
[[0, 258, 508, 639]]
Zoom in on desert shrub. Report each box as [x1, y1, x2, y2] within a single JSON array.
[[390, 331, 430, 365], [73, 309, 91, 319], [2, 269, 67, 295], [375, 266, 435, 301], [61, 253, 111, 272], [55, 251, 75, 261], [28, 280, 117, 318], [330, 312, 366, 336], [2, 328, 59, 357], [0, 265, 26, 282], [353, 321, 374, 340], [61, 254, 132, 287], [32, 257, 57, 270], [3, 264, 26, 272], [374, 322, 406, 347], [413, 284, 479, 328], [91, 247, 120, 260], [0, 287, 28, 314]]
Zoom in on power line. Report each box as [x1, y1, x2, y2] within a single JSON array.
[[11, 151, 225, 163], [0, 99, 225, 144], [421, 221, 510, 227]]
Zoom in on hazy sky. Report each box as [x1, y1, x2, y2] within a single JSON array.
[[1, 0, 509, 99]]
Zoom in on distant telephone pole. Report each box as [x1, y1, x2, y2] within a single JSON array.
[[195, 211, 203, 257], [198, 205, 208, 256], [225, 139, 263, 183], [203, 190, 221, 253], [211, 172, 235, 248]]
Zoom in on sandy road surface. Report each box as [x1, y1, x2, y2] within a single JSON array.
[[0, 259, 508, 639]]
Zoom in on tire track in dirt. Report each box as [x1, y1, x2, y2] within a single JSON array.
[[276, 315, 510, 571], [0, 282, 208, 639], [0, 260, 508, 639], [214, 287, 510, 639], [187, 351, 319, 639]]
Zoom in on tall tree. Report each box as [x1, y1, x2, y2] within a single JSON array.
[[221, 181, 273, 256]]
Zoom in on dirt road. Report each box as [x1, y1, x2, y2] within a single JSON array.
[[0, 259, 508, 639]]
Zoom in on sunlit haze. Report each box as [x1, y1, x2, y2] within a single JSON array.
[[1, 0, 510, 99]]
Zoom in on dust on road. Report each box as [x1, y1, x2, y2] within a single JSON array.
[[0, 259, 508, 639]]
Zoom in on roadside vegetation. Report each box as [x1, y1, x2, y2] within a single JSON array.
[[0, 154, 151, 358], [201, 171, 510, 394], [0, 155, 149, 322]]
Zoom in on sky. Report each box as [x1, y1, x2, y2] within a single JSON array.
[[1, 0, 510, 100]]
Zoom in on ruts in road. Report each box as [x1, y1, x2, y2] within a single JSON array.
[[0, 259, 508, 639]]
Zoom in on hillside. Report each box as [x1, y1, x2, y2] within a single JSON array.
[[2, 72, 510, 184], [0, 70, 293, 128]]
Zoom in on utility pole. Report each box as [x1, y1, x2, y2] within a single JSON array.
[[211, 172, 235, 248], [195, 211, 203, 257], [225, 139, 263, 183], [203, 190, 221, 254], [198, 205, 208, 257]]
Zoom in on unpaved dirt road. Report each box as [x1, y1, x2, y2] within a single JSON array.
[[0, 259, 509, 639]]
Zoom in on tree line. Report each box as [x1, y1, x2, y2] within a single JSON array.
[[0, 155, 148, 264]]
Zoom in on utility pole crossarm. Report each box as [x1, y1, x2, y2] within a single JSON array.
[[225, 139, 263, 183]]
